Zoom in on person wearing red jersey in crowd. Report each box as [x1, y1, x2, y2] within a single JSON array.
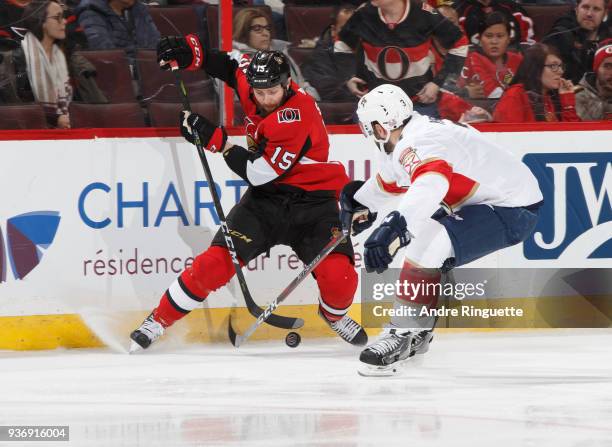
[[337, 0, 469, 118], [455, 0, 534, 48], [576, 43, 612, 120], [129, 37, 368, 351], [457, 12, 522, 100], [493, 43, 581, 122]]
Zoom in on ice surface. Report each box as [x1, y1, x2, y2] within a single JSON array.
[[1, 330, 611, 446]]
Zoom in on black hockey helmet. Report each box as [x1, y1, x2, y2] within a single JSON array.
[[246, 51, 290, 89]]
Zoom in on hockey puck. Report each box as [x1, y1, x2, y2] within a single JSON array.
[[285, 331, 301, 348]]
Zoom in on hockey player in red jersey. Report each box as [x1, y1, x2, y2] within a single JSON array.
[[129, 37, 367, 351], [340, 84, 543, 375]]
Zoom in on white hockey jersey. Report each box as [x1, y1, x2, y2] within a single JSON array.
[[354, 113, 543, 230]]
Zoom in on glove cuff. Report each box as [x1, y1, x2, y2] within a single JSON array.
[[185, 34, 203, 71], [207, 127, 227, 153]]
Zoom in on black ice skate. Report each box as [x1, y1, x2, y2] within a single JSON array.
[[129, 313, 165, 353], [358, 329, 433, 376], [319, 310, 368, 346]]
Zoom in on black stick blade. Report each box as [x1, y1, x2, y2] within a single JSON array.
[[228, 315, 239, 347]]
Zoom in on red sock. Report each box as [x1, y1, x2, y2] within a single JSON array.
[[396, 261, 441, 309]]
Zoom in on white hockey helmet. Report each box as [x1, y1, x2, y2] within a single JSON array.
[[356, 84, 413, 144]]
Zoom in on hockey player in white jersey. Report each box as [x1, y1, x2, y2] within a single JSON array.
[[340, 84, 543, 376]]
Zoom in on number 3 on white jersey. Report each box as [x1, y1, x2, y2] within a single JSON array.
[[270, 146, 296, 170]]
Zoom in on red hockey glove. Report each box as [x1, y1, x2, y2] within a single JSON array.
[[157, 34, 203, 71], [180, 111, 227, 153]]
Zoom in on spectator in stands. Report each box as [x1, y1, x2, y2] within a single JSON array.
[[230, 7, 319, 99], [543, 0, 611, 84], [76, 0, 160, 53], [455, 0, 534, 48], [338, 0, 468, 118], [1, 0, 89, 50], [493, 43, 580, 122], [575, 43, 612, 120], [1, 0, 106, 106], [302, 3, 356, 102], [14, 0, 72, 127], [249, 0, 287, 42], [457, 12, 522, 99]]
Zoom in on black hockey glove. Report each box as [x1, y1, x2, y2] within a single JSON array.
[[339, 180, 377, 236], [364, 211, 412, 274], [180, 111, 228, 153], [157, 34, 203, 71]]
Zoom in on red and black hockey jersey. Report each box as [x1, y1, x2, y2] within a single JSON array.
[[457, 49, 522, 98], [200, 48, 348, 196], [338, 0, 468, 97]]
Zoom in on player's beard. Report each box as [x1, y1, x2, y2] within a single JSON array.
[[382, 141, 394, 154], [256, 90, 288, 117], [258, 104, 276, 117]]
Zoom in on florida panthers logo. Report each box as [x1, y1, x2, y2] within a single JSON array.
[[399, 147, 421, 176]]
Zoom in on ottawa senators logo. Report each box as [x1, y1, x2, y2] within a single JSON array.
[[277, 108, 301, 124]]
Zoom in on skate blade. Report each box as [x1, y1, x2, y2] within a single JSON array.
[[129, 341, 144, 354], [357, 355, 425, 377], [358, 363, 402, 377]]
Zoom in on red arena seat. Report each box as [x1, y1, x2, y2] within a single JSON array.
[[73, 50, 137, 103], [284, 6, 334, 46], [69, 103, 147, 128], [147, 101, 219, 127], [0, 104, 47, 129]]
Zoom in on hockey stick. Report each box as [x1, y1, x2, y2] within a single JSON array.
[[170, 66, 303, 330], [228, 227, 349, 347]]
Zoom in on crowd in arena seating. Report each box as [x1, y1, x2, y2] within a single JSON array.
[[0, 0, 611, 129]]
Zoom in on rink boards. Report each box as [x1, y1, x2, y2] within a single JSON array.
[[0, 125, 610, 349]]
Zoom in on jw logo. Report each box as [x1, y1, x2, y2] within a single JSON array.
[[0, 211, 60, 283], [523, 153, 611, 260]]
